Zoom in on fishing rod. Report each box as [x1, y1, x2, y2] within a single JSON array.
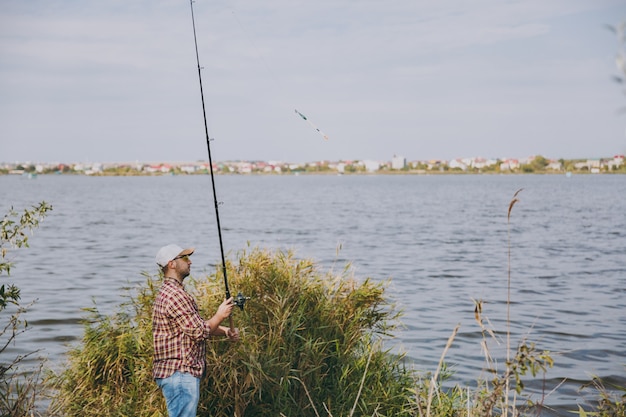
[[189, 0, 248, 326]]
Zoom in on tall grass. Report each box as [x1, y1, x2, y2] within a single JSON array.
[[48, 247, 416, 416]]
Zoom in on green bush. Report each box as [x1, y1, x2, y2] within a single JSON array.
[[1, 202, 52, 417], [48, 247, 416, 417]]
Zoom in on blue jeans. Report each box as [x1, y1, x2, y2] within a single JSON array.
[[155, 371, 200, 417]]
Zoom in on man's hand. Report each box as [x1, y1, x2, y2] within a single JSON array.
[[226, 327, 240, 342], [216, 297, 235, 321]]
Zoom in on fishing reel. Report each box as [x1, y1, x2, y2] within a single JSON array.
[[232, 292, 250, 310]]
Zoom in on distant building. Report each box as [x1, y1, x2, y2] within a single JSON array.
[[363, 160, 380, 172], [391, 155, 406, 170], [85, 163, 103, 175], [471, 157, 497, 169], [449, 158, 468, 171], [588, 159, 601, 173], [608, 155, 624, 170], [238, 162, 252, 174], [500, 159, 520, 170], [546, 160, 562, 171], [180, 165, 197, 174]]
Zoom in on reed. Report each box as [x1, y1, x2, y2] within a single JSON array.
[[47, 247, 416, 416], [575, 374, 626, 417], [407, 189, 556, 417], [467, 190, 555, 416]]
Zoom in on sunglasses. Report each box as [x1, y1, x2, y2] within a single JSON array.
[[173, 255, 190, 262]]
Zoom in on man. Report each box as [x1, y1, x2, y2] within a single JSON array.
[[152, 244, 240, 417]]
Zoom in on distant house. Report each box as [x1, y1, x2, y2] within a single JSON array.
[[391, 155, 406, 170], [180, 165, 197, 174], [144, 164, 170, 174], [500, 159, 520, 170], [608, 155, 624, 170], [546, 160, 562, 171], [363, 160, 380, 172], [471, 157, 487, 169], [585, 159, 602, 173], [448, 159, 467, 170], [85, 163, 103, 175], [587, 159, 601, 168], [423, 160, 438, 170], [238, 162, 252, 174], [472, 158, 498, 169]]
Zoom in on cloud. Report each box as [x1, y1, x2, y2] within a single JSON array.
[[1, 0, 624, 162]]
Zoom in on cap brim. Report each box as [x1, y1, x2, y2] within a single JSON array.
[[178, 247, 195, 257]]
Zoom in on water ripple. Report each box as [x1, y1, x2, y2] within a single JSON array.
[[2, 174, 625, 415]]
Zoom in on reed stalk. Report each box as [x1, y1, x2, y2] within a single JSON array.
[[504, 188, 523, 417]]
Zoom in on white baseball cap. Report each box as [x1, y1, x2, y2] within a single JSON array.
[[155, 244, 195, 267]]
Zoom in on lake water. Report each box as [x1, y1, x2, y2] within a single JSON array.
[[2, 173, 625, 415]]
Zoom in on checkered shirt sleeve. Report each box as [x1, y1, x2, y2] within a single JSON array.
[[152, 279, 212, 379]]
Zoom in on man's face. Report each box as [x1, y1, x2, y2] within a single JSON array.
[[172, 255, 192, 279]]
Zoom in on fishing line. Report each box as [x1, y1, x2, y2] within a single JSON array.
[[188, 0, 248, 319], [222, 0, 331, 141]]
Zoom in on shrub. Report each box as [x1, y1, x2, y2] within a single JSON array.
[[48, 247, 416, 417], [1, 201, 52, 417]]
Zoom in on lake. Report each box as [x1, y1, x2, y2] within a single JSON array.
[[2, 173, 625, 415]]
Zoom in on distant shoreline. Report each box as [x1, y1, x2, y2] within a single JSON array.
[[3, 170, 624, 177], [3, 155, 624, 175]]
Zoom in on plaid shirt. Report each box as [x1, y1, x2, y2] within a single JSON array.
[[152, 278, 212, 379]]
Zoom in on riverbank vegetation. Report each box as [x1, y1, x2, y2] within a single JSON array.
[[1, 202, 52, 416], [48, 248, 419, 416], [45, 245, 626, 417], [3, 201, 625, 416]]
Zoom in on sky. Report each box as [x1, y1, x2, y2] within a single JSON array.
[[1, 0, 625, 164]]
